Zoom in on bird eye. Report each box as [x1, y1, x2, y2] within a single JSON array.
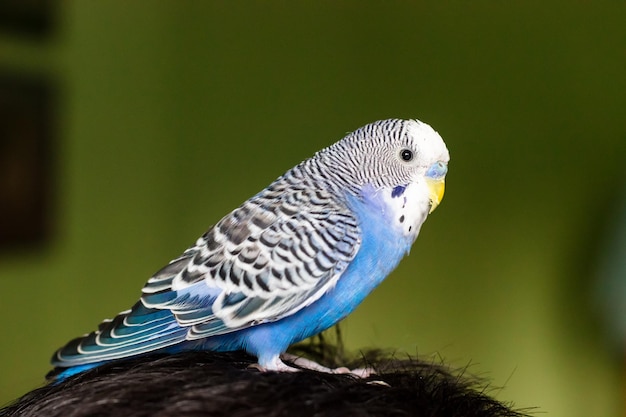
[[400, 149, 413, 162]]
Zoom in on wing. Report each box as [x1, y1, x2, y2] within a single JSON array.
[[53, 174, 362, 368], [142, 174, 362, 339]]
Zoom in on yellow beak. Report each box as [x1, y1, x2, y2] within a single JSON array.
[[426, 178, 445, 214]]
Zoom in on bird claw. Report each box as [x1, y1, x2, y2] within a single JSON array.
[[340, 367, 376, 378], [280, 353, 376, 378]]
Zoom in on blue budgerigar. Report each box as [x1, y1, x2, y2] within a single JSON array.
[[51, 118, 449, 378]]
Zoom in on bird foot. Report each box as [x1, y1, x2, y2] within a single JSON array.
[[280, 353, 376, 378], [248, 357, 300, 373]]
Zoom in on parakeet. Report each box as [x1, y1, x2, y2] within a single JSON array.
[[51, 118, 449, 378]]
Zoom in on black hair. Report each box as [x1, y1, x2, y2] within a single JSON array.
[[1, 344, 530, 417]]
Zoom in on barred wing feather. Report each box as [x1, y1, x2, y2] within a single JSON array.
[[53, 176, 361, 367]]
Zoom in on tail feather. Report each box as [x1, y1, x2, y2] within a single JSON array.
[[52, 301, 187, 367]]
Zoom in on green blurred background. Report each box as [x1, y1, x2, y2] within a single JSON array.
[[1, 2, 624, 415]]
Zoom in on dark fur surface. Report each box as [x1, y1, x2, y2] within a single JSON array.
[[1, 347, 530, 417]]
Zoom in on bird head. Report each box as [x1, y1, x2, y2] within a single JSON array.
[[315, 118, 449, 239], [325, 118, 449, 209]]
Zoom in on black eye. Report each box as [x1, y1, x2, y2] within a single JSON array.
[[400, 149, 413, 162]]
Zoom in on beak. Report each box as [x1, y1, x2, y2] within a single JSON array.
[[426, 178, 445, 214]]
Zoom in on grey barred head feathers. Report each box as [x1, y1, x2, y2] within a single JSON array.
[[303, 119, 449, 195]]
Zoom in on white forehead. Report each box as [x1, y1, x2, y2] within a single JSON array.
[[405, 119, 450, 164]]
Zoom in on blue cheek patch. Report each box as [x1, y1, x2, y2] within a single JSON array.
[[426, 161, 448, 179], [392, 185, 407, 198]]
